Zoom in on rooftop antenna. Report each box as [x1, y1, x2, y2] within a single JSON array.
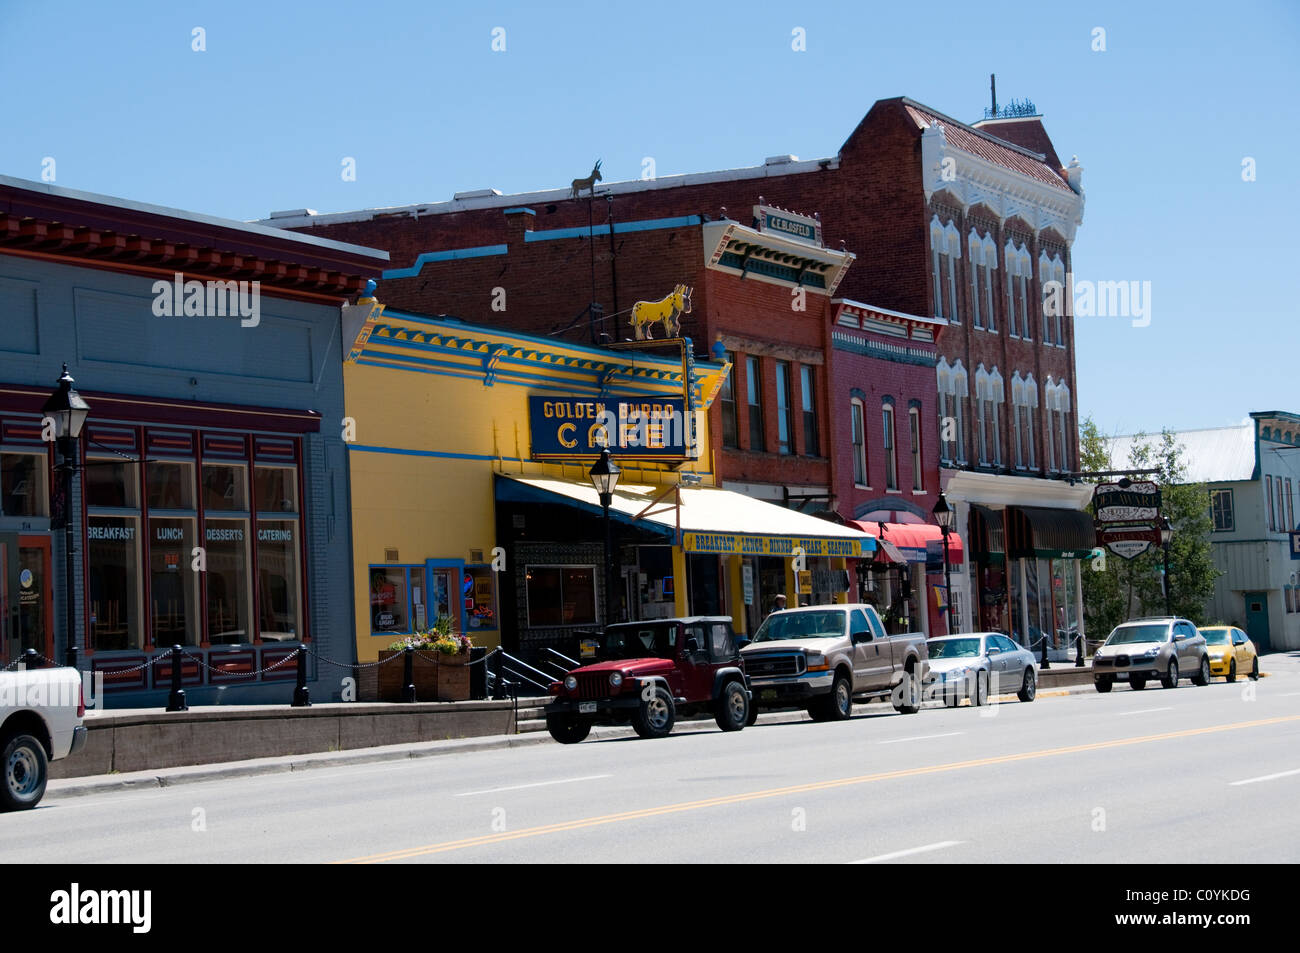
[[990, 73, 998, 118]]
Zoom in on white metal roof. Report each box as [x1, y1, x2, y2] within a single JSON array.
[[1105, 424, 1256, 484]]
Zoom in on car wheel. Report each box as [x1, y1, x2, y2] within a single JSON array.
[[809, 673, 852, 722], [632, 685, 676, 739], [1161, 660, 1179, 689], [1250, 657, 1260, 681], [971, 670, 989, 707], [0, 733, 48, 812], [1130, 675, 1147, 691], [744, 697, 760, 727], [1017, 667, 1036, 703], [894, 667, 922, 714], [714, 681, 749, 732], [1192, 656, 1211, 686], [1094, 676, 1113, 693], [1226, 660, 1237, 683], [546, 715, 591, 745]]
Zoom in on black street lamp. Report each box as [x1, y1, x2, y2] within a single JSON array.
[[41, 364, 90, 670], [932, 494, 954, 635], [589, 449, 621, 628], [1160, 516, 1174, 616]]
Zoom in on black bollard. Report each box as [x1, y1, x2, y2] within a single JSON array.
[[66, 642, 79, 672], [1075, 633, 1085, 667], [166, 645, 188, 712], [23, 648, 40, 670], [402, 647, 416, 703], [1040, 634, 1051, 670], [291, 645, 310, 707]]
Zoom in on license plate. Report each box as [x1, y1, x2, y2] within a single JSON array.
[[761, 689, 777, 701], [578, 702, 597, 714]]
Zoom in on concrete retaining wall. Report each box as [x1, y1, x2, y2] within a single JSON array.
[[50, 699, 532, 778]]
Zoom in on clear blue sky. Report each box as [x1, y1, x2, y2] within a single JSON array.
[[3, 0, 1296, 439]]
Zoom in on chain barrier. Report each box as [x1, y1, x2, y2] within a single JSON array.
[[302, 645, 403, 671], [181, 649, 301, 679], [99, 657, 159, 678]]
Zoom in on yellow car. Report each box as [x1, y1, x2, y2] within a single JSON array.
[[1198, 626, 1260, 682]]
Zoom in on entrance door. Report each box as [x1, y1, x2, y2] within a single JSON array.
[[1244, 592, 1271, 653], [15, 536, 54, 662]]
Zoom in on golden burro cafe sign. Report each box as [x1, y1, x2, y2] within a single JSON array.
[[529, 395, 701, 461]]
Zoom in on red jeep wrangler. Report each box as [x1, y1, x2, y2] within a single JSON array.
[[545, 616, 752, 744]]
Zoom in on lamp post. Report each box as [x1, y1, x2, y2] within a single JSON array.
[[1160, 516, 1173, 616], [41, 364, 90, 670], [932, 495, 954, 635], [589, 449, 621, 628]]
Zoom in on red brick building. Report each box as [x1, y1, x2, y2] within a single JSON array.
[[270, 95, 1092, 648]]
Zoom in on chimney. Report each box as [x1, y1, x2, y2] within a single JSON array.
[[503, 206, 535, 244]]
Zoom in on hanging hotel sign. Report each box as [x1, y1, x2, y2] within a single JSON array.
[[529, 395, 700, 460], [682, 532, 865, 558], [1097, 524, 1163, 560], [753, 205, 823, 247], [1094, 481, 1161, 523]]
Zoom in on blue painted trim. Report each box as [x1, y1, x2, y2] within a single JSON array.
[[348, 444, 524, 462], [379, 305, 721, 373], [503, 207, 536, 216], [882, 394, 896, 406], [354, 353, 665, 396], [383, 244, 509, 279], [525, 214, 702, 243], [850, 388, 867, 402]]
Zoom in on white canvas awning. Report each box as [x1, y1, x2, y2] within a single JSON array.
[[496, 474, 874, 558]]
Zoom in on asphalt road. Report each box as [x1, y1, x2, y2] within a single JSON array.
[[7, 659, 1300, 864]]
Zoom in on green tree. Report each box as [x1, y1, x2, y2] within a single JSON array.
[[1079, 418, 1219, 640]]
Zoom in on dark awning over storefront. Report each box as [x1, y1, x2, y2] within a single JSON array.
[[969, 505, 1005, 557], [1005, 506, 1096, 559]]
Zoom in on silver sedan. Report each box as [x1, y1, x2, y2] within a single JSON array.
[[925, 633, 1038, 706]]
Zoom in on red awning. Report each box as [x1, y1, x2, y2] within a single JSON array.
[[850, 520, 964, 565]]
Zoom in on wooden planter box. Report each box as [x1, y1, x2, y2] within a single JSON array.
[[377, 648, 471, 702]]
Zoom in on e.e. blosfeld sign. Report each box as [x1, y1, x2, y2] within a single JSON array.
[[529, 396, 701, 460]]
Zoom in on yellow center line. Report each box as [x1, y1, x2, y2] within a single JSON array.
[[335, 714, 1300, 864]]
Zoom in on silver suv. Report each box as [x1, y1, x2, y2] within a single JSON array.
[[1091, 617, 1210, 692]]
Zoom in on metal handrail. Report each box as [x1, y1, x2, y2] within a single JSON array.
[[542, 647, 581, 669], [487, 648, 554, 694]]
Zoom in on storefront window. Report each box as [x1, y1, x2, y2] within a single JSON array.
[[149, 517, 199, 646], [256, 520, 300, 640], [526, 566, 597, 626], [205, 519, 251, 644], [429, 568, 455, 627], [88, 516, 142, 651], [370, 567, 410, 634], [1, 452, 49, 517], [86, 459, 138, 508], [255, 466, 298, 513], [147, 461, 194, 510], [203, 463, 248, 512], [464, 566, 498, 632]]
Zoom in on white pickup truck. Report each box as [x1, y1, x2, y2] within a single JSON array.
[[0, 665, 87, 810], [741, 604, 929, 722]]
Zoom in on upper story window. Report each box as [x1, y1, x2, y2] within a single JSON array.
[[746, 356, 765, 452], [1039, 250, 1067, 346], [1044, 378, 1072, 472], [968, 229, 998, 331], [1210, 489, 1234, 533], [909, 405, 923, 491], [1011, 372, 1038, 470], [719, 351, 738, 449], [974, 365, 1005, 468], [1005, 241, 1032, 339], [851, 398, 868, 486], [775, 361, 792, 455], [936, 358, 968, 466], [930, 216, 962, 323], [800, 365, 819, 456], [1266, 475, 1275, 531], [882, 401, 898, 491], [0, 451, 49, 517]]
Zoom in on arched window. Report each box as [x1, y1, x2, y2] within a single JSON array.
[[931, 216, 961, 322]]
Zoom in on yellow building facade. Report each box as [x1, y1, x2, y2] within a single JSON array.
[[341, 298, 872, 668]]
